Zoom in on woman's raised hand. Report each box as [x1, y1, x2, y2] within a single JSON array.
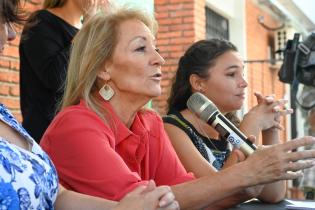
[[238, 136, 315, 186], [83, 0, 109, 22], [243, 93, 293, 132], [113, 180, 180, 210]]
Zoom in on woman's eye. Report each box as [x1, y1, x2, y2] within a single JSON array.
[[227, 72, 235, 77], [155, 48, 160, 53], [135, 46, 146, 52]]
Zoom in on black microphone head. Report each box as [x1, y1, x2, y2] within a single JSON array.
[[187, 92, 219, 121]]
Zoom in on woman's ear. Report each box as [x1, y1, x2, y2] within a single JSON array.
[[98, 61, 111, 80], [97, 70, 110, 81], [189, 74, 206, 93]]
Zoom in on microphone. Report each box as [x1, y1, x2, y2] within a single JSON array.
[[187, 92, 257, 157]]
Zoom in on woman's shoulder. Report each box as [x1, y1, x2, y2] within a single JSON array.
[[53, 103, 105, 126], [22, 9, 73, 36], [29, 10, 61, 24], [21, 10, 55, 37]]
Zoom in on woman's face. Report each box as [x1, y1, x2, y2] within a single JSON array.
[[0, 20, 16, 54], [201, 51, 248, 113], [104, 19, 165, 101]]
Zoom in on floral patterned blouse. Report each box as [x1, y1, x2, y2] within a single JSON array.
[[0, 104, 58, 209]]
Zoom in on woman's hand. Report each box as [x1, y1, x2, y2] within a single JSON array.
[[240, 93, 292, 142], [254, 92, 293, 130], [239, 136, 315, 186], [83, 0, 109, 22], [113, 180, 179, 210]]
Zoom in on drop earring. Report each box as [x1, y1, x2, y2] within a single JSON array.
[[99, 83, 115, 101]]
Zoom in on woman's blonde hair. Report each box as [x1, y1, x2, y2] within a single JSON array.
[[61, 7, 157, 121], [43, 0, 67, 9]]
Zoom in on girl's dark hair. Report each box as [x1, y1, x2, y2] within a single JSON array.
[[167, 39, 238, 112], [0, 0, 24, 25]]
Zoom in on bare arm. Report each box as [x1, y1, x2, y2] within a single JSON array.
[[239, 93, 293, 202], [164, 123, 217, 177], [170, 136, 315, 210], [165, 123, 272, 209], [258, 128, 286, 203], [55, 182, 180, 210], [54, 185, 117, 210]]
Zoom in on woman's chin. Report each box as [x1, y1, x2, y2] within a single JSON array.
[[148, 88, 162, 98]]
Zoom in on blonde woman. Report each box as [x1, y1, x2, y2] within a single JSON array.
[[19, 0, 107, 142], [40, 7, 315, 210]]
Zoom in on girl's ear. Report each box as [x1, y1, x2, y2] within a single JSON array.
[[189, 74, 206, 93]]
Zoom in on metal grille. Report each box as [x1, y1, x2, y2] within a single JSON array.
[[206, 8, 229, 40]]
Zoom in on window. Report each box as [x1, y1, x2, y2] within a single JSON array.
[[206, 8, 229, 40]]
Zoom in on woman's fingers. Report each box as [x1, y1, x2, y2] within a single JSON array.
[[281, 136, 315, 152], [254, 92, 276, 104], [254, 92, 264, 104], [142, 185, 179, 210], [142, 180, 156, 194], [281, 171, 304, 180], [158, 201, 180, 210], [284, 160, 315, 172], [158, 191, 175, 207], [245, 137, 315, 185], [286, 150, 315, 162]]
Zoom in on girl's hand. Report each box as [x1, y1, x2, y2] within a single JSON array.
[[244, 93, 292, 131]]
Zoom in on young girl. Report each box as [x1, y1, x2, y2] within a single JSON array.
[[164, 39, 292, 206]]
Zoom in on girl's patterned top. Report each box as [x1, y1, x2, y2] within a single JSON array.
[[163, 110, 230, 170], [0, 104, 58, 209]]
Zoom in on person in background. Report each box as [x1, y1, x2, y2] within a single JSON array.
[[19, 0, 107, 142], [40, 7, 315, 210], [298, 85, 315, 200], [163, 39, 290, 207], [0, 1, 179, 209], [302, 108, 315, 199]]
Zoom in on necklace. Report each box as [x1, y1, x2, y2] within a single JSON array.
[[190, 110, 221, 152]]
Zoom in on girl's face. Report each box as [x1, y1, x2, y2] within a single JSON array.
[[201, 51, 248, 113]]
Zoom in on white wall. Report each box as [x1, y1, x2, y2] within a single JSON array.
[[206, 0, 246, 57], [111, 0, 154, 14], [206, 0, 248, 113]]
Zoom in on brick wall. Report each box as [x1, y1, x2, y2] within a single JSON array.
[[154, 0, 287, 140], [154, 0, 205, 115], [0, 0, 42, 121], [1, 0, 288, 138], [245, 0, 287, 142]]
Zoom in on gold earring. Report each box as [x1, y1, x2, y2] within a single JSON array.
[[99, 83, 115, 101]]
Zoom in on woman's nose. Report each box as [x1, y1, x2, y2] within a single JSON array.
[[152, 49, 165, 66], [238, 77, 248, 88], [7, 24, 16, 41]]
